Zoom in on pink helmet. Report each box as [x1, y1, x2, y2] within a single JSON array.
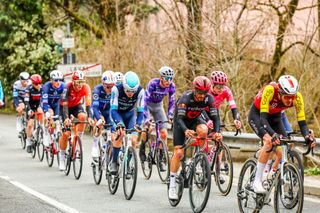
[[210, 71, 228, 85]]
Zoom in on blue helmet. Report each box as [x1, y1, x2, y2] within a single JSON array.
[[123, 71, 140, 92]]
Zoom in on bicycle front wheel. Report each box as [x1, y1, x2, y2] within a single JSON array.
[[45, 143, 54, 167], [123, 146, 138, 200], [156, 139, 169, 183], [73, 136, 83, 180], [274, 162, 304, 213], [19, 131, 26, 149], [37, 127, 45, 161], [141, 141, 152, 180], [215, 142, 233, 196], [92, 146, 103, 185], [189, 152, 211, 213], [237, 158, 258, 213]]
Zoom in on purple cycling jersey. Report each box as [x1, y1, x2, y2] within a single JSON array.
[[144, 78, 176, 120]]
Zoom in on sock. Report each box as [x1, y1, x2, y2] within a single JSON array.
[[26, 137, 32, 146], [93, 136, 99, 146], [263, 159, 273, 174], [254, 162, 266, 185], [112, 147, 120, 163], [169, 173, 177, 188], [78, 132, 84, 138]]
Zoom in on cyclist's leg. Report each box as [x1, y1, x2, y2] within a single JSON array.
[[16, 100, 25, 131], [248, 104, 273, 193], [91, 110, 106, 158], [123, 110, 137, 148], [74, 105, 87, 139], [110, 112, 125, 173], [58, 105, 71, 170], [26, 109, 35, 152]]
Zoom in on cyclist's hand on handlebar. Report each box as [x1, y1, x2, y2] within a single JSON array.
[[206, 120, 213, 129], [185, 129, 196, 138], [96, 118, 105, 127], [271, 133, 281, 145], [64, 118, 71, 126], [305, 133, 316, 148], [28, 110, 34, 117], [212, 132, 223, 142], [45, 112, 51, 120], [168, 117, 173, 124], [88, 117, 95, 126], [234, 119, 242, 129], [134, 124, 143, 132]]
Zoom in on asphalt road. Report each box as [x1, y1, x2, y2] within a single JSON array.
[[0, 114, 319, 213]]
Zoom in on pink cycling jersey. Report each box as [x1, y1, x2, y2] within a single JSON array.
[[209, 86, 236, 109]]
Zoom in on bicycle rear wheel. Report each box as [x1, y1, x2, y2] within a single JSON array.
[[141, 141, 152, 179], [189, 152, 211, 213], [92, 145, 103, 185], [19, 130, 26, 149], [237, 158, 258, 213], [215, 142, 233, 196], [274, 162, 303, 212], [156, 139, 169, 183], [37, 127, 45, 162], [45, 143, 54, 167], [123, 146, 138, 200], [31, 139, 37, 158], [73, 136, 83, 180]]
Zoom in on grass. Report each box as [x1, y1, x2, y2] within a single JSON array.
[[304, 166, 320, 176]]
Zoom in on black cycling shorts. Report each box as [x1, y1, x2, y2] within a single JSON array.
[[173, 117, 206, 146], [248, 104, 287, 138], [60, 104, 85, 119]]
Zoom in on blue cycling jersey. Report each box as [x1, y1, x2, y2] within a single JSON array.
[[41, 81, 64, 112], [0, 80, 4, 103], [92, 84, 112, 120]]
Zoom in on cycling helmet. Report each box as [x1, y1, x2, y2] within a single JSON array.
[[278, 75, 299, 95], [101, 70, 116, 84], [210, 70, 228, 85], [19, 72, 30, 80], [159, 66, 175, 77], [123, 71, 140, 92], [50, 70, 63, 80], [30, 74, 42, 84], [72, 70, 85, 81], [193, 76, 211, 92], [114, 72, 123, 84]]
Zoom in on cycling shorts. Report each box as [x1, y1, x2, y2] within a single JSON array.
[[60, 104, 85, 119], [100, 110, 115, 132], [112, 110, 136, 134], [147, 102, 168, 129]]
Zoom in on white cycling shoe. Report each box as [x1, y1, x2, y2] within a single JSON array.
[[59, 153, 66, 171], [253, 181, 267, 194], [91, 146, 100, 158], [168, 188, 178, 200]]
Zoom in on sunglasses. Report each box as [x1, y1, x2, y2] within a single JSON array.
[[213, 84, 224, 90], [103, 84, 114, 89], [74, 80, 86, 85], [125, 89, 136, 94], [281, 94, 296, 101], [33, 83, 41, 86], [53, 79, 62, 82], [162, 76, 173, 82], [195, 89, 208, 95]]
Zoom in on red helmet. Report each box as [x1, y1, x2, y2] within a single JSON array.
[[211, 70, 228, 85], [30, 74, 42, 84], [193, 76, 211, 91], [72, 70, 85, 81]]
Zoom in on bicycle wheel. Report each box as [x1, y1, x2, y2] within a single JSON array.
[[45, 143, 54, 167], [37, 127, 45, 162], [73, 136, 83, 180], [274, 162, 304, 212], [167, 172, 184, 207], [141, 141, 152, 179], [156, 139, 170, 183], [31, 139, 37, 158], [288, 149, 304, 181], [123, 146, 138, 200], [215, 143, 233, 196], [55, 133, 61, 167], [19, 130, 26, 149], [64, 144, 72, 176], [189, 152, 211, 213], [237, 158, 259, 213], [92, 145, 103, 185]]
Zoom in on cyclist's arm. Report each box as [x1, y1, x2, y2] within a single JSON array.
[[41, 83, 49, 113], [168, 83, 176, 119], [92, 86, 102, 120], [143, 82, 154, 122], [136, 88, 144, 126], [61, 86, 70, 120], [12, 82, 20, 106], [0, 80, 4, 102], [176, 96, 189, 132], [110, 86, 123, 125], [259, 85, 276, 136], [225, 87, 240, 120], [207, 96, 220, 132], [84, 84, 93, 119], [24, 87, 31, 111], [294, 92, 309, 137]]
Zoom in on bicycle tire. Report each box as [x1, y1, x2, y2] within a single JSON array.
[[237, 158, 258, 213], [123, 146, 138, 200], [64, 140, 72, 176], [156, 139, 169, 183], [141, 140, 152, 180], [92, 145, 103, 185], [56, 133, 61, 167], [288, 148, 304, 181], [73, 136, 83, 180], [19, 131, 26, 149], [45, 143, 54, 167], [274, 162, 304, 212], [37, 127, 45, 162], [215, 143, 233, 196], [31, 139, 37, 158], [189, 152, 211, 213]]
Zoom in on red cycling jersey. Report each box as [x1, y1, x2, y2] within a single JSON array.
[[60, 82, 92, 108]]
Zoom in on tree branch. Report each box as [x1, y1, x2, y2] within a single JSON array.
[[281, 41, 320, 57]]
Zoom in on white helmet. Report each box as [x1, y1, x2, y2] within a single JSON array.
[[101, 70, 116, 84], [114, 72, 124, 84], [123, 71, 140, 92], [159, 66, 174, 78], [50, 70, 63, 80], [278, 75, 299, 95], [19, 71, 30, 80]]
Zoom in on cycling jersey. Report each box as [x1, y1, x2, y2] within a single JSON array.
[[0, 80, 4, 105], [41, 81, 64, 113], [25, 85, 42, 112], [60, 82, 93, 120], [110, 84, 144, 126], [12, 80, 31, 106], [209, 86, 239, 120], [143, 78, 175, 121], [92, 84, 112, 120]]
